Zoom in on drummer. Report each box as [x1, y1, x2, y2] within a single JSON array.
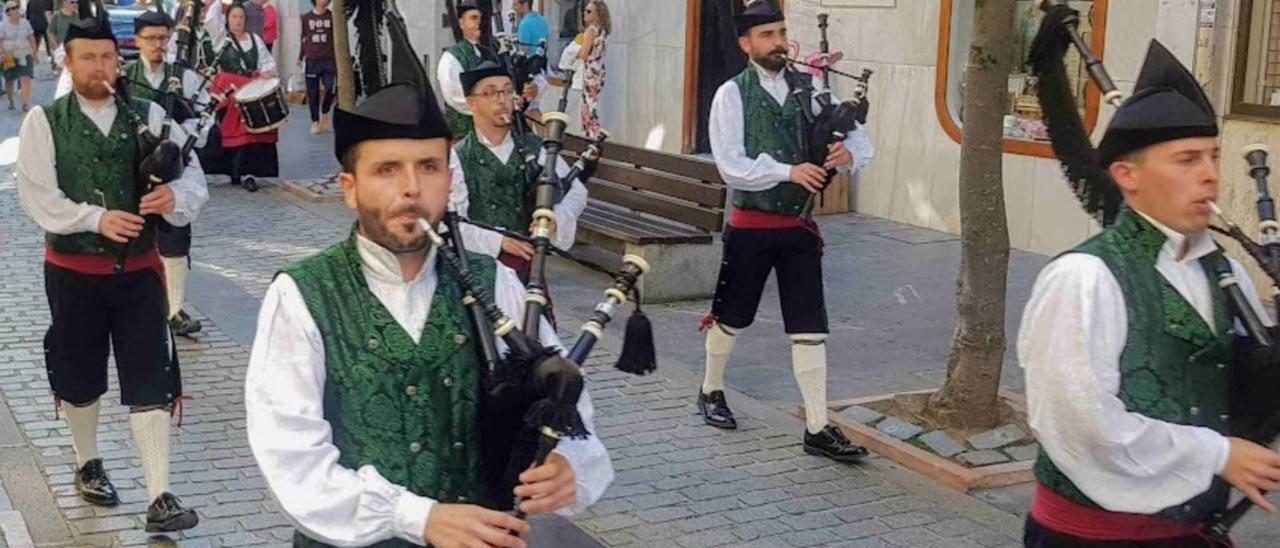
[[201, 0, 277, 193]]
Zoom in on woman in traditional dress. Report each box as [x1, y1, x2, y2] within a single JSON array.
[[202, 1, 277, 192]]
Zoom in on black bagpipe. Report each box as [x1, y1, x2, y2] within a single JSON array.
[[173, 0, 204, 74], [103, 75, 185, 273], [785, 13, 872, 220], [1031, 0, 1280, 538], [418, 213, 650, 517]]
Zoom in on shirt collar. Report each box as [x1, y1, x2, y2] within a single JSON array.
[[74, 92, 116, 115], [355, 231, 437, 285], [1133, 209, 1217, 263], [143, 59, 165, 76], [475, 129, 512, 149], [750, 60, 785, 83]]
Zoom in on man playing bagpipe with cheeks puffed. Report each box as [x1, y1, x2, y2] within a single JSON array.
[[1021, 12, 1280, 546], [244, 72, 612, 547], [15, 3, 207, 533], [698, 0, 874, 463], [448, 60, 588, 282]]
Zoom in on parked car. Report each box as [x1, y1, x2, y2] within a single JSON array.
[[106, 5, 145, 60]]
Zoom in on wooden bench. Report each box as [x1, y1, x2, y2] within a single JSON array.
[[560, 134, 727, 303]]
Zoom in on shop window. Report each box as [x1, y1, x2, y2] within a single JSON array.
[[935, 0, 1108, 157], [1232, 0, 1280, 119]]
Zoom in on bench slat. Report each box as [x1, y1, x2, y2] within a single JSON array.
[[580, 206, 712, 245], [582, 201, 702, 238], [564, 134, 724, 183], [590, 160, 726, 207], [584, 180, 724, 231]]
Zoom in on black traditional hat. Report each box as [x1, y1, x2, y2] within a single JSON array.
[[65, 0, 114, 44], [457, 0, 480, 17], [734, 0, 784, 37], [334, 4, 452, 162], [134, 5, 174, 34], [1096, 40, 1218, 166], [461, 60, 511, 96]]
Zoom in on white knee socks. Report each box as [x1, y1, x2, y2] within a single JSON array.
[[702, 323, 740, 394], [130, 409, 171, 502], [162, 256, 187, 319], [64, 400, 101, 468], [791, 334, 829, 435]]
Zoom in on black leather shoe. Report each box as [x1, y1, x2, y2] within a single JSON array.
[[169, 310, 202, 337], [804, 425, 869, 463], [697, 390, 737, 429], [243, 176, 259, 192], [146, 492, 199, 533], [75, 458, 120, 507]]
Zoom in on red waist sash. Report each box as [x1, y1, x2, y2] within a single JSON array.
[[1030, 483, 1204, 542], [45, 246, 163, 278]]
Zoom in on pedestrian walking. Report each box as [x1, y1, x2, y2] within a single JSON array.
[[1, 0, 38, 111], [298, 0, 334, 134]]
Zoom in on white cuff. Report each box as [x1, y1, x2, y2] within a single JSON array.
[[393, 492, 434, 546], [1211, 432, 1231, 475], [83, 207, 106, 235]]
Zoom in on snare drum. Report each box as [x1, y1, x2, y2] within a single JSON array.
[[234, 78, 289, 134]]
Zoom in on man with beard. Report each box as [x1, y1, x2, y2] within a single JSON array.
[[119, 7, 212, 337], [696, 0, 873, 463], [448, 60, 587, 280], [244, 68, 612, 546], [438, 0, 536, 137], [15, 8, 206, 532]]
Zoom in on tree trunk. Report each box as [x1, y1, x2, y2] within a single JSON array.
[[332, 0, 356, 110], [924, 0, 1015, 430]]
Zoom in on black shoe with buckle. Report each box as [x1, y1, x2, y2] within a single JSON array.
[[169, 310, 202, 337], [243, 176, 259, 192], [75, 458, 120, 507], [804, 425, 869, 463], [146, 492, 199, 533], [697, 390, 737, 429]]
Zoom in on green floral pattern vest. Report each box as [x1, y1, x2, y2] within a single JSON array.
[[730, 68, 812, 215], [202, 35, 258, 76], [43, 94, 153, 256], [445, 41, 484, 136], [282, 234, 497, 548], [456, 131, 543, 231], [1033, 208, 1234, 522], [122, 60, 177, 104]]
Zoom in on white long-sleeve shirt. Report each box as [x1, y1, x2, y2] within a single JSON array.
[[1018, 210, 1272, 514], [245, 234, 612, 547], [16, 94, 209, 234], [437, 42, 482, 117], [447, 130, 588, 257], [709, 62, 874, 191]]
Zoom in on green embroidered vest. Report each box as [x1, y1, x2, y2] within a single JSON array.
[[445, 41, 484, 136], [1033, 209, 1234, 522], [44, 94, 153, 257], [122, 60, 177, 104], [456, 131, 543, 231], [202, 35, 258, 76], [283, 234, 498, 548], [730, 68, 812, 215]]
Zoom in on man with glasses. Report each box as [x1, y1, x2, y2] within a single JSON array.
[[448, 59, 586, 283], [110, 8, 212, 338]]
